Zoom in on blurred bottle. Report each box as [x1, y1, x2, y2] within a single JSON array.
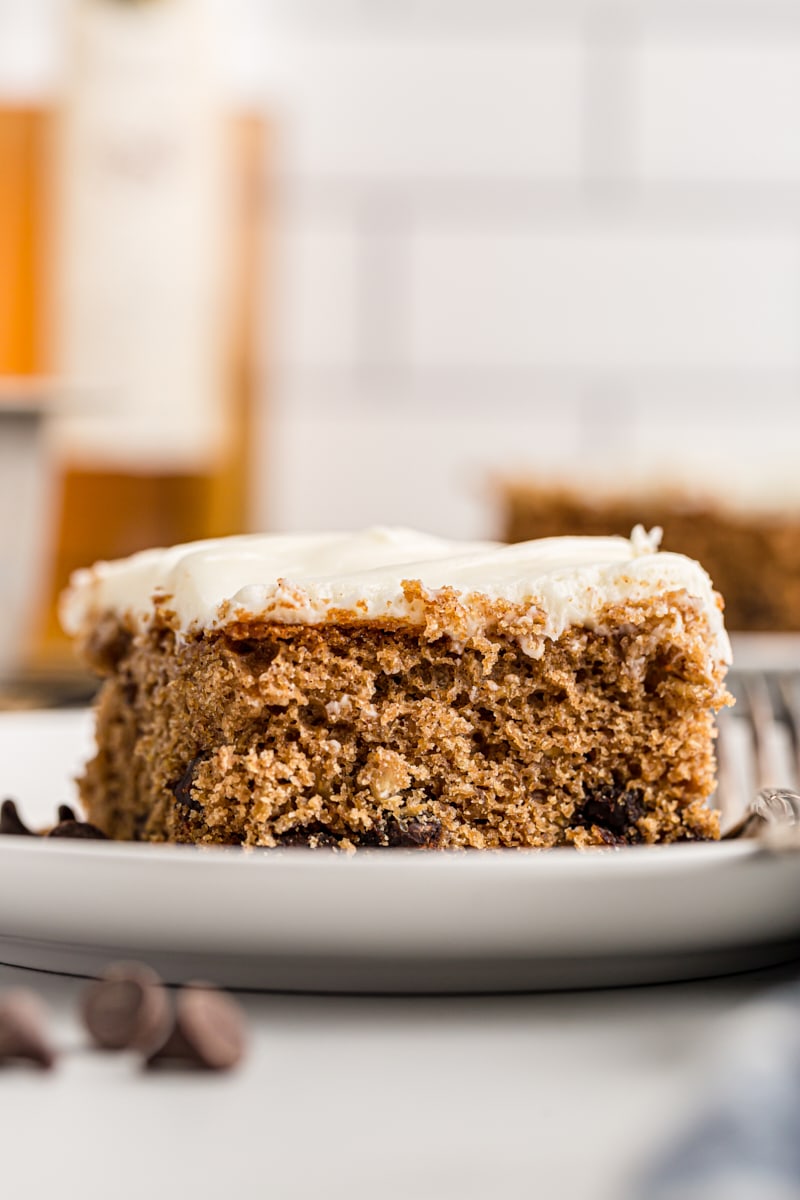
[[0, 0, 52, 380], [0, 106, 48, 376], [38, 0, 266, 665], [0, 9, 56, 694]]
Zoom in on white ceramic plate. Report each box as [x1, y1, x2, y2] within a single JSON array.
[[0, 709, 798, 993]]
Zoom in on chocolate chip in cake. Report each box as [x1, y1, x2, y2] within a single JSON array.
[[279, 822, 338, 848], [384, 814, 443, 848], [47, 819, 109, 839], [672, 828, 715, 844], [0, 990, 57, 1069], [147, 983, 246, 1072], [82, 964, 171, 1052], [595, 827, 626, 848], [574, 786, 646, 843], [0, 799, 35, 837], [361, 812, 443, 848], [171, 756, 206, 815]]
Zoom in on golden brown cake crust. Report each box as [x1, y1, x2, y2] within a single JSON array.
[[77, 590, 729, 850]]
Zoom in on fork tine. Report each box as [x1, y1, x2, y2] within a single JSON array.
[[739, 674, 782, 789], [715, 711, 745, 831], [720, 668, 800, 841], [776, 674, 800, 786]]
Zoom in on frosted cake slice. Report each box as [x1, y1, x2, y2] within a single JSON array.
[[62, 526, 731, 849]]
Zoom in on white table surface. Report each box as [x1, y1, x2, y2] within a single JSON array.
[[2, 956, 799, 1200]]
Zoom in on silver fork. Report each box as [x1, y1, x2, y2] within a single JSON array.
[[718, 670, 800, 849]]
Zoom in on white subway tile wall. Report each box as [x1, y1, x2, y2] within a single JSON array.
[[409, 227, 800, 371], [638, 41, 800, 181], [269, 381, 590, 540], [9, 0, 800, 537], [245, 0, 800, 536], [278, 214, 362, 370], [260, 38, 585, 181]]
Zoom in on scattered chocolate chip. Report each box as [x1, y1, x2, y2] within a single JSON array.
[[82, 963, 171, 1052], [0, 799, 35, 837], [2, 800, 103, 839], [147, 983, 246, 1072], [574, 785, 646, 844], [47, 820, 109, 840], [0, 990, 56, 1069]]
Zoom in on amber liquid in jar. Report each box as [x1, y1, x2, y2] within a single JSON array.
[[0, 107, 49, 377]]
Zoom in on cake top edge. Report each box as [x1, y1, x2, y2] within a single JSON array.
[[59, 525, 730, 662]]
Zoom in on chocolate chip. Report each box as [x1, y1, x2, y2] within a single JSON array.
[[369, 813, 443, 848], [47, 820, 109, 839], [279, 822, 338, 848], [171, 756, 205, 815], [672, 828, 715, 844], [0, 799, 35, 837], [280, 816, 445, 849], [1, 802, 107, 840], [0, 990, 57, 1069], [392, 814, 441, 847], [82, 964, 171, 1052], [146, 983, 246, 1072], [595, 827, 625, 848], [574, 786, 646, 843]]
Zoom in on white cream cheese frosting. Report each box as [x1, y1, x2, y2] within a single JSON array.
[[60, 525, 731, 663]]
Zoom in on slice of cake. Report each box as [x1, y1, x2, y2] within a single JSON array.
[[61, 527, 731, 849]]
